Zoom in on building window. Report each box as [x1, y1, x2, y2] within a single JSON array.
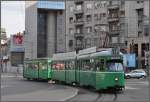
[[85, 38, 91, 48], [86, 3, 92, 10], [101, 13, 106, 18], [86, 27, 92, 33], [76, 4, 82, 11], [134, 44, 138, 57], [69, 28, 73, 35], [144, 25, 149, 36], [94, 1, 106, 9], [70, 6, 74, 12], [137, 1, 143, 3], [69, 17, 73, 23], [69, 40, 73, 47], [37, 12, 47, 58], [86, 15, 92, 22], [94, 14, 101, 20], [76, 26, 83, 33], [75, 14, 83, 22], [141, 43, 149, 57]]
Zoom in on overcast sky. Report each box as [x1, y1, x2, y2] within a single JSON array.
[[1, 1, 25, 38]]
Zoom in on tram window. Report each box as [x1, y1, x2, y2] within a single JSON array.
[[65, 61, 69, 70], [28, 63, 32, 69], [69, 61, 74, 70], [90, 59, 95, 71], [100, 59, 105, 70], [39, 62, 47, 70], [76, 60, 80, 70], [52, 61, 65, 70], [24, 63, 29, 70], [95, 60, 101, 71], [52, 62, 57, 70], [95, 59, 105, 71], [83, 59, 91, 71]]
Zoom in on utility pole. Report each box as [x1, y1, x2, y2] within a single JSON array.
[[0, 1, 2, 73], [148, 0, 150, 77]]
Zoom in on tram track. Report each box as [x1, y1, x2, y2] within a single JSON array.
[[66, 86, 119, 102]]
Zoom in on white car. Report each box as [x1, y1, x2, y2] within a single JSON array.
[[125, 69, 147, 79]]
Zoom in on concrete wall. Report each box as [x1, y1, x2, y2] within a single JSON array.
[[56, 10, 66, 53], [47, 11, 56, 57], [125, 1, 138, 38], [25, 1, 37, 59]]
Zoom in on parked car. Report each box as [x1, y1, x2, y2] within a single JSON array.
[[125, 69, 147, 79]]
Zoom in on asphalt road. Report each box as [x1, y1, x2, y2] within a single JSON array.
[[1, 73, 149, 102], [67, 78, 149, 102], [1, 73, 78, 101]]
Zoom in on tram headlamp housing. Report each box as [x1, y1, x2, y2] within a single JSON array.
[[115, 77, 118, 81]]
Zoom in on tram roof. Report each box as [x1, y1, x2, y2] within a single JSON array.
[[52, 51, 76, 61], [24, 58, 51, 61], [90, 50, 123, 57]]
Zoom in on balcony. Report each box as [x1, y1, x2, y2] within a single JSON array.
[[74, 9, 84, 14], [74, 33, 84, 38], [108, 17, 119, 22], [74, 0, 83, 4], [109, 30, 120, 36], [75, 44, 84, 50], [109, 43, 126, 49], [74, 19, 84, 25], [107, 4, 119, 9]]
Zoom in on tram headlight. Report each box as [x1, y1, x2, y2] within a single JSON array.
[[115, 77, 118, 81]]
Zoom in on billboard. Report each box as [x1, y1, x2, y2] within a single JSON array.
[[123, 54, 136, 68], [10, 33, 24, 52], [13, 34, 23, 46], [37, 1, 65, 10]]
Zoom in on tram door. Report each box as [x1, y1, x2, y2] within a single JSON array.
[[76, 60, 81, 84], [38, 61, 48, 79]]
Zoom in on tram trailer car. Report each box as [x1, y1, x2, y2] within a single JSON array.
[[23, 58, 52, 80]]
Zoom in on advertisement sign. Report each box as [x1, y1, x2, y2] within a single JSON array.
[[13, 35, 23, 46], [37, 1, 65, 10], [123, 54, 136, 68]]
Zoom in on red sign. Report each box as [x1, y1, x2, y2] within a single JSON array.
[[13, 34, 23, 45]]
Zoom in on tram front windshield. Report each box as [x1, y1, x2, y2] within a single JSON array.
[[107, 62, 123, 71]]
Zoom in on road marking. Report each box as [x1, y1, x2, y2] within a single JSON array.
[[126, 81, 149, 85], [125, 86, 139, 90], [1, 75, 23, 78]]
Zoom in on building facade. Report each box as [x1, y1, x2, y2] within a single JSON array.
[[125, 1, 149, 69], [66, 1, 110, 52], [25, 1, 66, 59], [25, 0, 149, 69], [10, 33, 24, 66], [0, 28, 9, 64]]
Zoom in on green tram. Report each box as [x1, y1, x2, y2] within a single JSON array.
[[23, 58, 52, 80], [23, 47, 125, 90]]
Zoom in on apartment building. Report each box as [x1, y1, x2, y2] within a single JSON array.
[[66, 0, 149, 68], [66, 0, 110, 52]]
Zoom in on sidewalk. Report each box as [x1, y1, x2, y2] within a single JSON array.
[[1, 73, 79, 101], [1, 72, 23, 78]]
